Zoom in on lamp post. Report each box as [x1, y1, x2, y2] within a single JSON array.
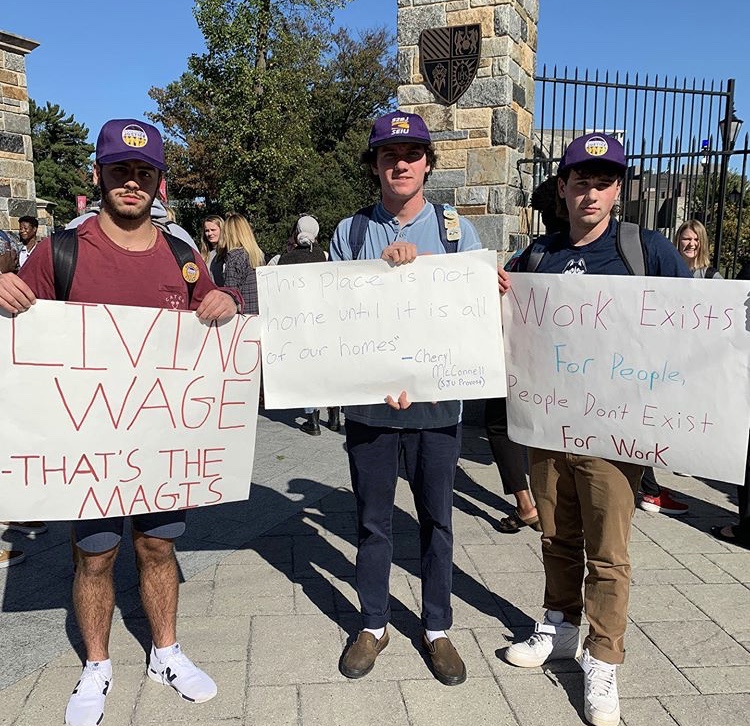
[[713, 78, 743, 269]]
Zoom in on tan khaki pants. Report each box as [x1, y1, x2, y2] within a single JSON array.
[[529, 449, 642, 664]]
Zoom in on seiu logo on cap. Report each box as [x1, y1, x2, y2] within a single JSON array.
[[121, 124, 149, 149], [390, 117, 410, 136], [584, 136, 609, 157]]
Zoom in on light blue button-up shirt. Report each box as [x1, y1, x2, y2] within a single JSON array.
[[330, 201, 483, 429]]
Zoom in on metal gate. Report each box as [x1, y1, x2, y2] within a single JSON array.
[[526, 67, 749, 277]]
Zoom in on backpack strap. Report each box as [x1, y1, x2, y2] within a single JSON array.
[[348, 204, 376, 260], [616, 221, 647, 276], [51, 228, 79, 301], [705, 266, 719, 279], [517, 239, 549, 272], [52, 227, 198, 306], [516, 222, 648, 275], [162, 231, 198, 306], [348, 203, 460, 258]]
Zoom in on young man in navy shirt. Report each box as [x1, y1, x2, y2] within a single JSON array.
[[505, 133, 690, 726]]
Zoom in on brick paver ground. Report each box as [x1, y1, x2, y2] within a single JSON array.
[[1, 410, 748, 725]]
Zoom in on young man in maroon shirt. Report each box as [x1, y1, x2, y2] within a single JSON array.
[[0, 119, 240, 726]]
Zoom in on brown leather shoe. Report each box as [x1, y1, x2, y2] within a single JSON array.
[[339, 629, 389, 679], [422, 634, 466, 685]]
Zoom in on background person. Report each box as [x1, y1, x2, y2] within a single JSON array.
[[674, 218, 722, 278], [17, 216, 39, 267], [218, 213, 265, 315], [484, 174, 569, 531], [277, 215, 340, 434], [484, 397, 539, 533], [201, 214, 223, 276], [639, 218, 722, 515]]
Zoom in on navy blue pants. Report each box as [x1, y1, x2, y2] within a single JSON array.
[[345, 419, 461, 630]]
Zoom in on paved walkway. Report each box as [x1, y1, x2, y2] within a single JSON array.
[[0, 410, 748, 726]]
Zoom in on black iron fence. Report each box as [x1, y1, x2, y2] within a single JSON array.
[[524, 67, 748, 277]]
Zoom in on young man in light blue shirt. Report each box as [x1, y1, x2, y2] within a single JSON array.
[[330, 110, 481, 686]]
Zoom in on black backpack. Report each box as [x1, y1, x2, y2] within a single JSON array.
[[51, 227, 198, 304], [347, 203, 459, 260], [519, 221, 647, 275]]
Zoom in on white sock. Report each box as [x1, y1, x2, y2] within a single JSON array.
[[363, 627, 385, 639], [85, 658, 112, 676], [425, 629, 446, 643], [153, 642, 179, 660]]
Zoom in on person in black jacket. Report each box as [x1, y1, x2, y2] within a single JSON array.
[[278, 216, 341, 434]]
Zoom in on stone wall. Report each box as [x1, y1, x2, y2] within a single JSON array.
[[0, 30, 39, 235], [397, 0, 538, 256]]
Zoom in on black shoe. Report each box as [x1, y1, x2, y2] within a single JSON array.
[[301, 410, 321, 436], [710, 524, 750, 550], [327, 407, 341, 432]]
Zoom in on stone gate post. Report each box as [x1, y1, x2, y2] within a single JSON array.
[[397, 0, 538, 257], [0, 30, 39, 235]]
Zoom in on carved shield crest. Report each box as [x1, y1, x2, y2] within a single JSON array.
[[419, 24, 482, 106]]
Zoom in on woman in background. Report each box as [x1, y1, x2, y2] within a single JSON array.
[[201, 215, 224, 279], [674, 219, 722, 278], [218, 213, 265, 315]]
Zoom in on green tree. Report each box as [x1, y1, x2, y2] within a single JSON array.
[[149, 0, 397, 253], [30, 100, 95, 224]]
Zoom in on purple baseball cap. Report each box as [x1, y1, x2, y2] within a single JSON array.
[[559, 132, 626, 174], [368, 110, 432, 148], [96, 119, 166, 171]]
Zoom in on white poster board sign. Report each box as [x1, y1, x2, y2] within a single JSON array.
[[502, 273, 750, 484], [257, 250, 506, 408], [0, 301, 261, 520]]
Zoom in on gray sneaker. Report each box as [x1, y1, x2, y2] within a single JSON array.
[[505, 610, 581, 667]]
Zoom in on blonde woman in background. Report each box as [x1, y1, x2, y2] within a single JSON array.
[[217, 213, 265, 314], [674, 219, 722, 278], [640, 218, 724, 516], [201, 215, 224, 280]]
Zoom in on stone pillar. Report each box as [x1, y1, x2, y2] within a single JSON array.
[[0, 31, 39, 234], [397, 0, 538, 257]]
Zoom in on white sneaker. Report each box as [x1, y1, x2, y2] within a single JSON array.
[[505, 610, 582, 667], [147, 643, 217, 703], [579, 648, 620, 726], [65, 662, 113, 726]]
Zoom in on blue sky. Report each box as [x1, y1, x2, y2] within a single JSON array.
[[1, 0, 748, 145]]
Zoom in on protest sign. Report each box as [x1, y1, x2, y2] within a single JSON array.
[[257, 250, 506, 408], [503, 273, 750, 484], [0, 301, 261, 520]]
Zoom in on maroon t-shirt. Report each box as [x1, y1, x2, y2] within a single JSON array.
[[20, 217, 231, 311]]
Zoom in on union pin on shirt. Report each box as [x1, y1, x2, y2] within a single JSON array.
[[182, 262, 200, 283]]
